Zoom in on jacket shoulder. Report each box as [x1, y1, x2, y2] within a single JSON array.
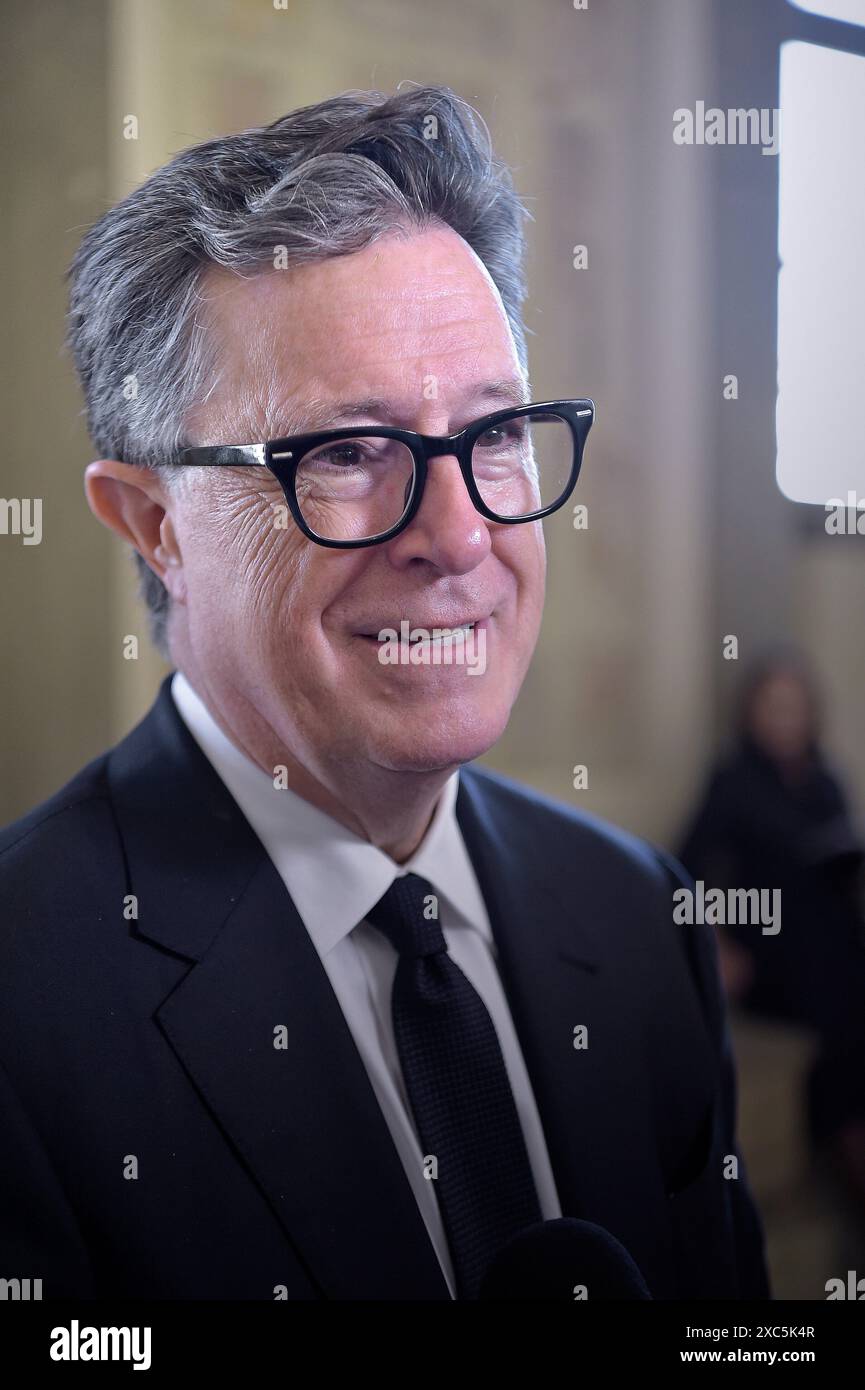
[[0, 751, 117, 897], [462, 762, 687, 890]]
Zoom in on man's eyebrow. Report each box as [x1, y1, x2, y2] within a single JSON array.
[[276, 378, 531, 437]]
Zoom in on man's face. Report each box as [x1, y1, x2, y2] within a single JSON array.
[[174, 224, 546, 779]]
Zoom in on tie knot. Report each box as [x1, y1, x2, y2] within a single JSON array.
[[365, 872, 446, 958]]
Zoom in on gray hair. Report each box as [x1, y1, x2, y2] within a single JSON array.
[[67, 84, 530, 657]]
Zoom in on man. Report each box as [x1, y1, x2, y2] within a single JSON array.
[[0, 85, 768, 1300]]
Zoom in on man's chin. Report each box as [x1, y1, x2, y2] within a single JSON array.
[[365, 707, 511, 775]]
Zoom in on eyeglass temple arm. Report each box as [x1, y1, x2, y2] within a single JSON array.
[[178, 445, 268, 467]]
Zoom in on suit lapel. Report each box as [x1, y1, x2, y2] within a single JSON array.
[[108, 678, 449, 1300], [455, 767, 680, 1295]]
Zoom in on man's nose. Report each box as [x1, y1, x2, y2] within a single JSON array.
[[385, 452, 491, 574]]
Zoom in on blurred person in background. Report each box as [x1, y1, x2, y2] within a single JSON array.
[[679, 650, 865, 1235]]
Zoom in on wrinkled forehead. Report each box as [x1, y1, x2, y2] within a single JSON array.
[[186, 225, 522, 443]]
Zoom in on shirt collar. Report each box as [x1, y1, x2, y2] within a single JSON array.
[[170, 671, 491, 959]]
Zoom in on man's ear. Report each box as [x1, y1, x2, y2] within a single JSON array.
[[84, 460, 185, 601]]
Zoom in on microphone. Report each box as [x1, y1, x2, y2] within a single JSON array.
[[477, 1218, 653, 1300]]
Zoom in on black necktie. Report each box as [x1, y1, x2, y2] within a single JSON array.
[[366, 872, 543, 1298]]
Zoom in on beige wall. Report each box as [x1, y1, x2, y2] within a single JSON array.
[[795, 536, 865, 815], [0, 0, 115, 815], [2, 0, 861, 851]]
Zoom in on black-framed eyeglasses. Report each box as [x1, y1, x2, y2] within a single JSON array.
[[175, 398, 595, 549]]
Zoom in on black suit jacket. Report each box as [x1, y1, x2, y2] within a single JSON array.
[[0, 676, 769, 1299]]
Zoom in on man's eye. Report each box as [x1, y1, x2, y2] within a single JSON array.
[[477, 423, 525, 450], [310, 444, 369, 469]]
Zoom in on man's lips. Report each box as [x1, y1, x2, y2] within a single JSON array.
[[354, 615, 491, 641]]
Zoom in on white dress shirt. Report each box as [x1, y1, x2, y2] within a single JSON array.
[[170, 670, 562, 1296]]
